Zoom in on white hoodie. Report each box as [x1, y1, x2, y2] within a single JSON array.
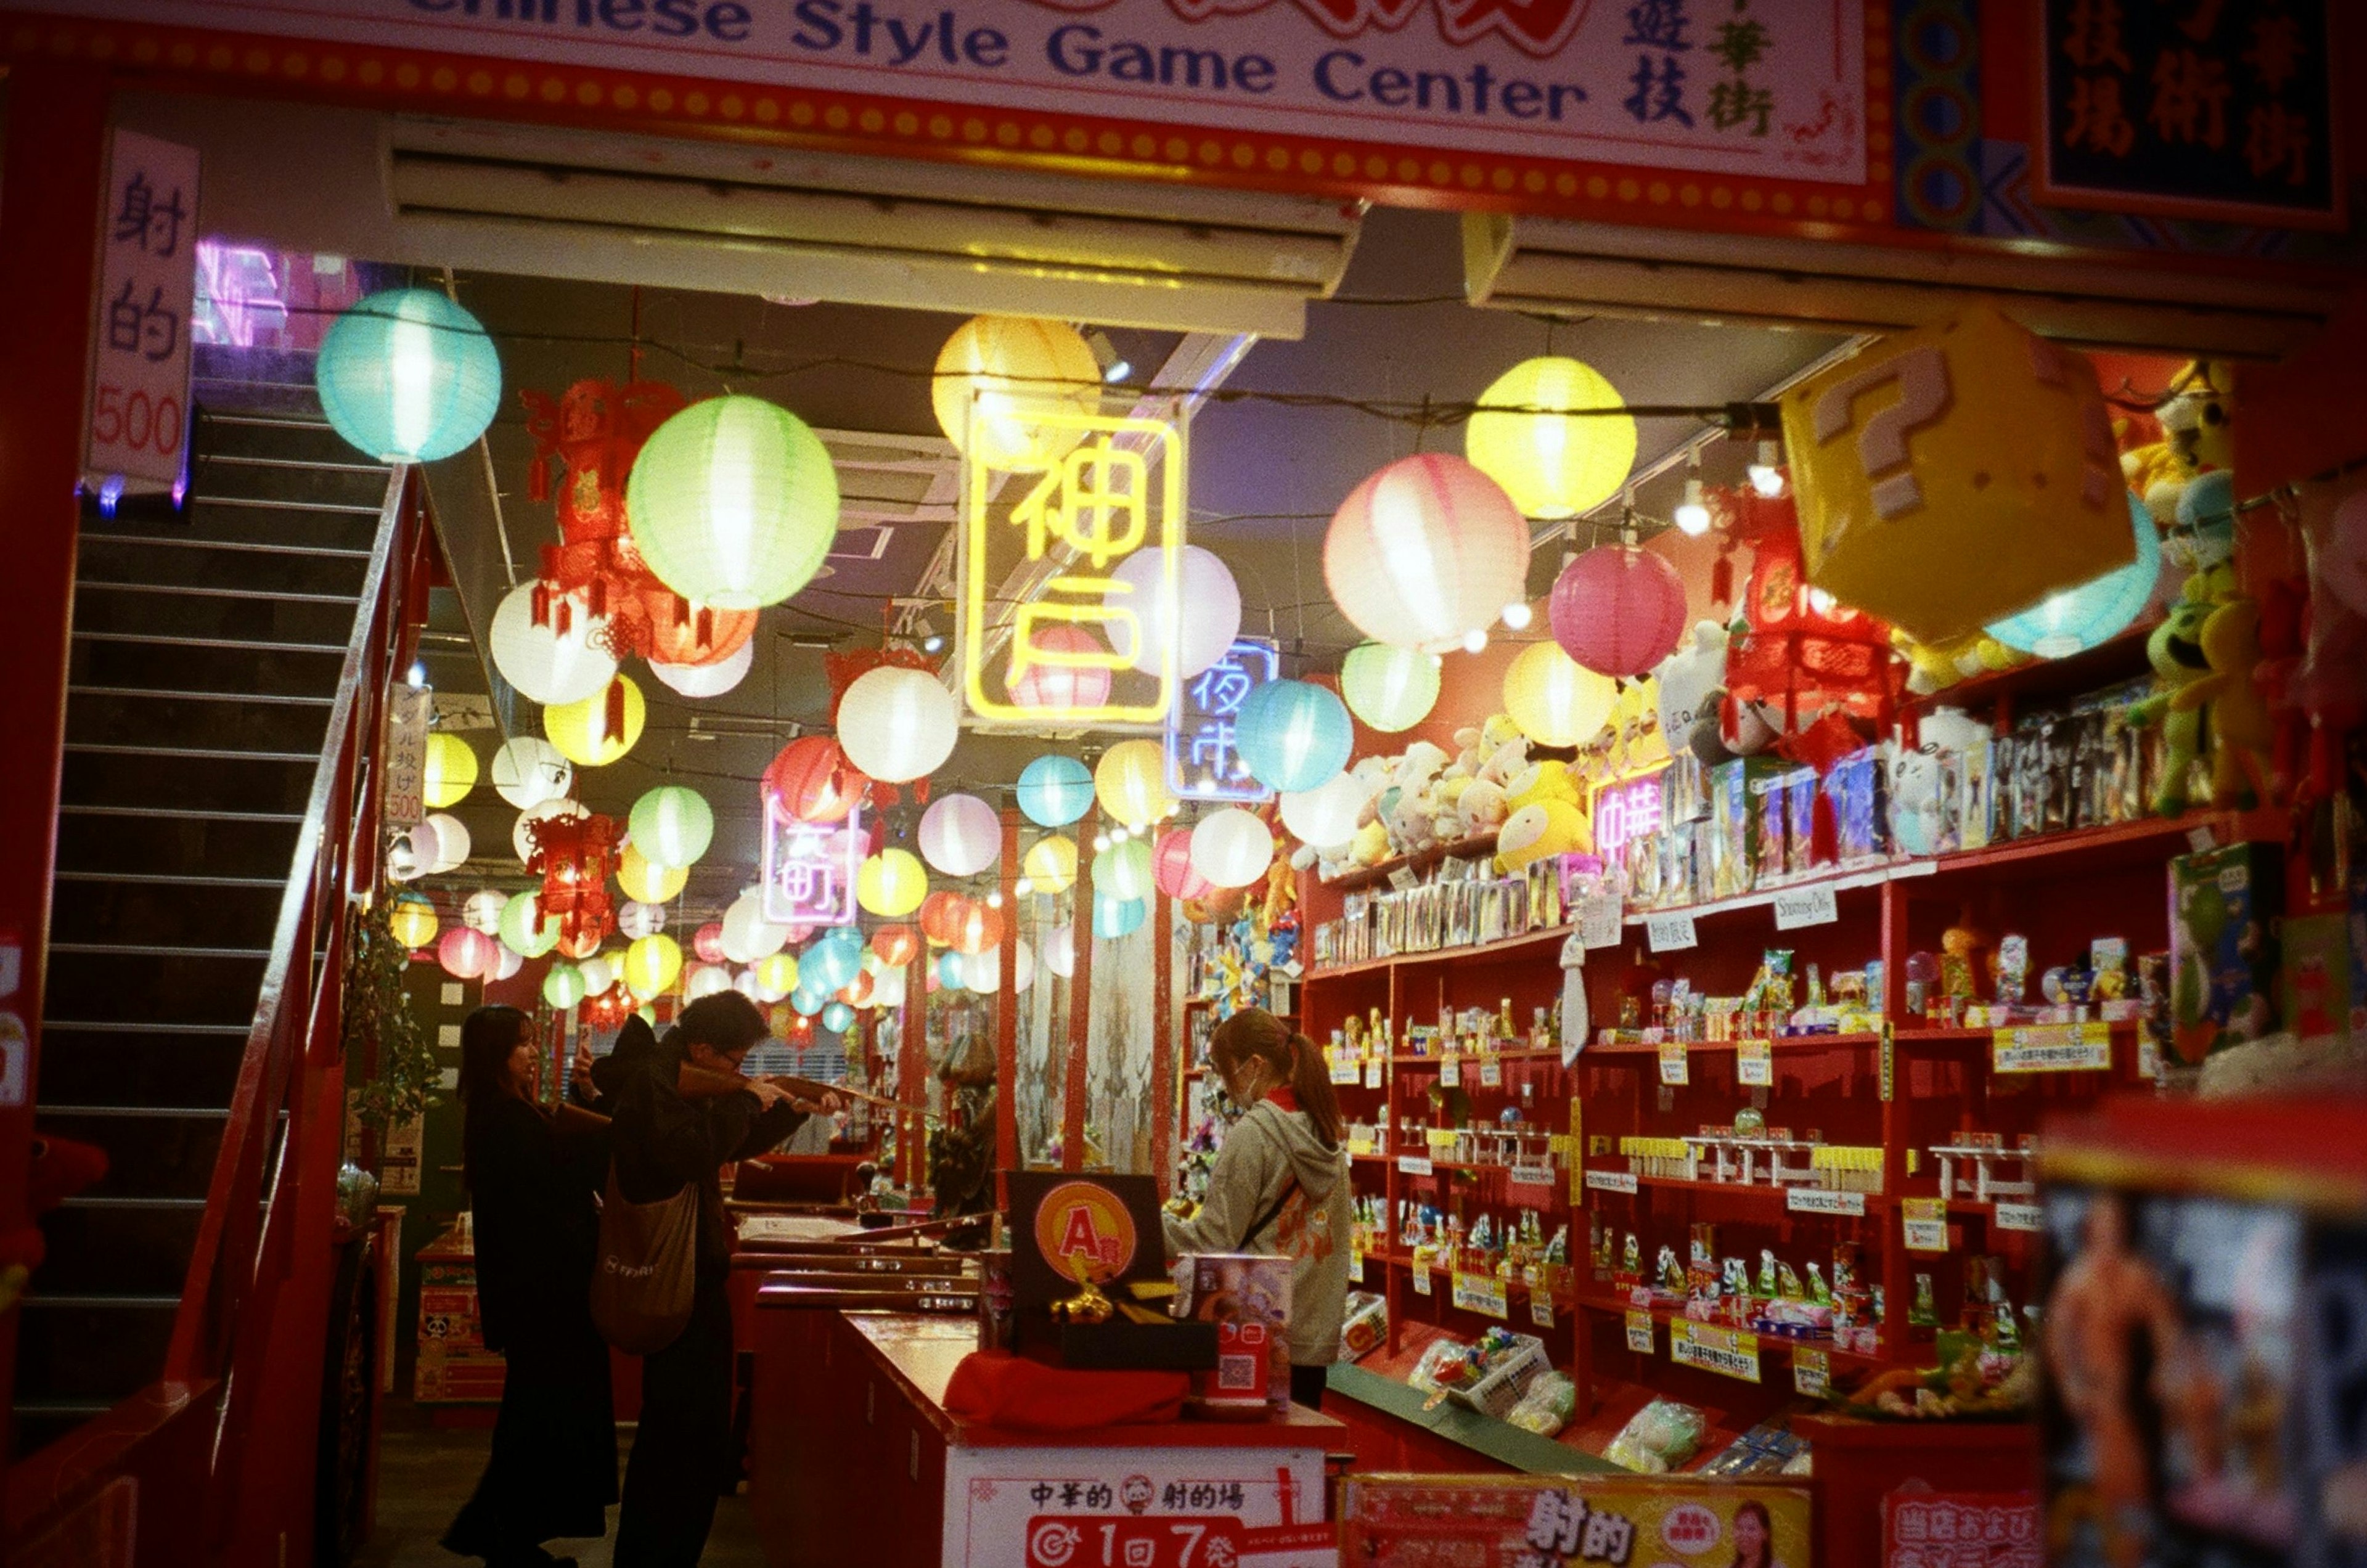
[[1163, 1098, 1352, 1366]]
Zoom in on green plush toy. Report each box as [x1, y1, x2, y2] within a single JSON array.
[[2127, 584, 2215, 816]]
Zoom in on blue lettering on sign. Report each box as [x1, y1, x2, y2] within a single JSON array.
[[404, 0, 750, 43], [1167, 638, 1278, 804]]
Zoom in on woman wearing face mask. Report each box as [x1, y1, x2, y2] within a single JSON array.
[[1161, 1008, 1351, 1410]]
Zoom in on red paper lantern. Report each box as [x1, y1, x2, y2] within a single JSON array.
[[1009, 623, 1114, 713], [1548, 544, 1688, 678], [840, 970, 876, 1008], [558, 926, 604, 961], [872, 925, 920, 966], [438, 926, 499, 981], [918, 891, 968, 946], [641, 584, 759, 668], [951, 901, 1004, 956], [1153, 829, 1214, 901], [762, 736, 869, 824], [693, 922, 727, 964]]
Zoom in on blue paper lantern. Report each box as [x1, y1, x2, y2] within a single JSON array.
[[801, 929, 864, 994], [316, 287, 502, 463], [822, 1001, 856, 1034], [791, 987, 826, 1017], [1093, 891, 1148, 940], [938, 952, 968, 987], [1985, 492, 2161, 659], [1234, 679, 1352, 794], [1017, 754, 1094, 827]]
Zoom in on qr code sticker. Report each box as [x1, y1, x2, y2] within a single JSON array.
[[1217, 1354, 1257, 1392]]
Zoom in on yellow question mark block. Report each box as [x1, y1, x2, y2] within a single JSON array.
[[1780, 303, 2133, 646]]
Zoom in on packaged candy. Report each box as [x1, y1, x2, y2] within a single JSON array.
[[1505, 1371, 1578, 1437], [1752, 774, 1789, 886], [1784, 768, 1820, 878], [1604, 1398, 1708, 1474]]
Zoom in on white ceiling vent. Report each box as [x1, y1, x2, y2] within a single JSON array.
[[384, 116, 1362, 339], [1463, 212, 2347, 358]]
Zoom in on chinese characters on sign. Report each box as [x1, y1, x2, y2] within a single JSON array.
[[2040, 0, 2337, 225], [86, 130, 198, 488], [761, 798, 863, 926], [963, 404, 1186, 726], [1342, 1476, 1813, 1568], [1882, 1492, 2040, 1568], [1167, 639, 1279, 802], [1590, 769, 1667, 860], [952, 1448, 1332, 1568]]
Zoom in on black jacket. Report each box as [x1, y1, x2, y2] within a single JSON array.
[[607, 1034, 807, 1278], [463, 1093, 609, 1353]]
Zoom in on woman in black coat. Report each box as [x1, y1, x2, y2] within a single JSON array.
[[443, 1005, 616, 1568]]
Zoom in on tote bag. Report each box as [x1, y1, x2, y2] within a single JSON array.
[[589, 1167, 698, 1354]]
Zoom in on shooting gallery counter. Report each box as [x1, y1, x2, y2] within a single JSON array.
[[745, 1304, 1345, 1568]]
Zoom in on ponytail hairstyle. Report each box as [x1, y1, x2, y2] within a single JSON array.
[[1209, 1007, 1341, 1149]]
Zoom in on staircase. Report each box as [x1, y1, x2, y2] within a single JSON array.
[[12, 407, 396, 1458]]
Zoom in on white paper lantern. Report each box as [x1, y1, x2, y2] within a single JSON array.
[[461, 889, 507, 934], [732, 969, 763, 1000], [386, 822, 435, 883], [423, 812, 471, 874], [721, 889, 790, 963], [490, 736, 573, 810], [1280, 772, 1368, 851], [492, 945, 524, 981], [918, 793, 1001, 878], [578, 953, 616, 996], [1104, 544, 1241, 678], [648, 635, 756, 699], [872, 966, 909, 1008], [513, 798, 588, 864], [685, 963, 732, 1000], [489, 581, 617, 707], [837, 666, 959, 783], [963, 939, 1034, 995], [1190, 808, 1273, 889], [619, 900, 668, 939], [1042, 923, 1077, 979]]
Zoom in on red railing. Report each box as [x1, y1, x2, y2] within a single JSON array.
[[4, 467, 427, 1567]]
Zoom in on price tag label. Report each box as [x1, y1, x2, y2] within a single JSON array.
[[1510, 1162, 1555, 1188], [1737, 1038, 1773, 1087], [1645, 912, 1698, 953], [1531, 1295, 1556, 1331], [1793, 1346, 1829, 1398], [1993, 1021, 2112, 1074], [1350, 1251, 1364, 1284], [2187, 823, 2218, 853], [1669, 1320, 1762, 1383], [1479, 1060, 1502, 1087], [1440, 1056, 1461, 1088], [1364, 1060, 1383, 1090], [1902, 1196, 1950, 1252], [1787, 1188, 1867, 1217], [1579, 893, 1624, 949], [1585, 1169, 1640, 1194], [1993, 1201, 2043, 1233], [1413, 1264, 1433, 1297], [2136, 1029, 2161, 1082], [1625, 1310, 1655, 1354], [1658, 1042, 1690, 1086], [1330, 1062, 1360, 1085], [1451, 1272, 1508, 1319], [1772, 882, 1839, 930], [1397, 1155, 1434, 1178]]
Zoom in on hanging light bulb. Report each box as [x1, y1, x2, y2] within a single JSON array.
[[1748, 439, 1786, 498], [1674, 457, 1712, 536], [1501, 602, 1534, 631]]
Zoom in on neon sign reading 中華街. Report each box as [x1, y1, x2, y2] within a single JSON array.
[[1166, 637, 1278, 802]]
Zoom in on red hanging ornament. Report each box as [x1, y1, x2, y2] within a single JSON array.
[[520, 378, 696, 663], [524, 811, 625, 946]]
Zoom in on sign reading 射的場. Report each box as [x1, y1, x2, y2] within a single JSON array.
[[946, 1444, 1336, 1568], [1624, 1310, 1654, 1355], [1736, 1038, 1772, 1087], [1993, 1021, 2113, 1074], [1166, 637, 1278, 801], [1902, 1196, 1949, 1252], [762, 796, 865, 926], [1657, 1042, 1688, 1086], [86, 129, 198, 491], [1793, 1346, 1829, 1397], [1450, 1271, 1507, 1319], [1669, 1320, 1760, 1383]]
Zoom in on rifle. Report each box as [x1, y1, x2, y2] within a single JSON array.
[[676, 1062, 942, 1124]]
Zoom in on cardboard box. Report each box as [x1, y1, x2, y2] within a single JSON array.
[[2167, 842, 2283, 1063]]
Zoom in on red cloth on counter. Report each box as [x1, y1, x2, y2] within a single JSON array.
[[942, 1350, 1189, 1432]]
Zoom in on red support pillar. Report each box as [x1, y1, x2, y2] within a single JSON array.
[[0, 63, 110, 1460], [1151, 888, 1175, 1199], [994, 809, 1020, 1191], [897, 953, 926, 1191], [1061, 806, 1098, 1172]]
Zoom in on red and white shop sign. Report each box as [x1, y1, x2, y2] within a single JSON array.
[[1882, 1490, 2038, 1568], [950, 1447, 1331, 1568], [38, 0, 1865, 188], [84, 129, 198, 490]]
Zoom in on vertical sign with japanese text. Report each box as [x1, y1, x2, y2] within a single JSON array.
[[86, 129, 198, 489], [1166, 637, 1278, 802]]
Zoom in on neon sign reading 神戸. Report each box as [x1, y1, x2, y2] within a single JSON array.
[[1166, 637, 1278, 802], [761, 796, 864, 926]]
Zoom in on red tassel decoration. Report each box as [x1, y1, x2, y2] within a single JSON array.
[[1810, 789, 1839, 867], [1711, 550, 1733, 609], [605, 677, 626, 742]]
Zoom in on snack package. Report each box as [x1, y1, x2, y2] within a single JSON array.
[[1699, 1416, 1811, 1478], [1175, 1252, 1293, 1418], [1505, 1371, 1578, 1437], [1407, 1335, 1471, 1396], [1603, 1397, 1708, 1474], [1339, 1291, 1388, 1361]]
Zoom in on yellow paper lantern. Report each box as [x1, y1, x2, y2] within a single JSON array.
[[388, 893, 438, 950], [1778, 303, 2132, 645], [931, 315, 1102, 471], [543, 675, 647, 767], [421, 733, 478, 809], [857, 847, 929, 918], [617, 843, 689, 904], [623, 933, 684, 998], [754, 951, 801, 1002], [1465, 356, 1638, 520], [1502, 642, 1616, 749], [1022, 834, 1078, 896], [1094, 740, 1173, 831]]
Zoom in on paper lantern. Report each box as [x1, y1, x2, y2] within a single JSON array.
[[489, 583, 616, 709], [624, 394, 840, 610], [557, 927, 603, 961], [918, 793, 1001, 877], [950, 900, 1005, 957], [438, 926, 499, 981], [648, 636, 755, 699], [493, 945, 524, 982], [685, 963, 732, 1001], [576, 954, 618, 998], [616, 844, 687, 904], [1503, 642, 1617, 748], [1190, 809, 1273, 889], [1985, 491, 2161, 658], [1325, 454, 1530, 649], [422, 813, 471, 874], [491, 736, 574, 810], [763, 737, 867, 825], [817, 1000, 853, 1034], [918, 891, 968, 946], [1234, 680, 1352, 794], [513, 798, 588, 862], [385, 822, 433, 883], [1340, 642, 1439, 732], [498, 889, 561, 958], [1105, 544, 1241, 679], [872, 926, 920, 966], [1153, 829, 1214, 901], [1280, 772, 1368, 849], [1548, 545, 1688, 677], [618, 900, 668, 939], [931, 315, 1101, 470], [1465, 356, 1638, 520], [753, 952, 800, 1002], [857, 848, 928, 918], [544, 676, 646, 767], [1042, 923, 1077, 978], [536, 962, 583, 1010], [721, 891, 790, 963], [388, 892, 438, 950], [316, 287, 501, 463], [422, 734, 479, 809], [1022, 835, 1078, 896], [1017, 756, 1094, 829], [1089, 739, 1171, 830], [840, 969, 877, 1009], [837, 667, 959, 785], [1778, 304, 2130, 645], [1092, 839, 1155, 904], [629, 785, 714, 868], [1093, 892, 1148, 940], [803, 931, 864, 992], [936, 951, 968, 989], [461, 889, 505, 935], [693, 923, 727, 964], [623, 933, 683, 997], [1010, 623, 1114, 713]]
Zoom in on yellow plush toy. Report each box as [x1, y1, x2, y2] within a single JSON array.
[[1506, 759, 1582, 813], [1497, 799, 1588, 871], [2176, 597, 2278, 809]]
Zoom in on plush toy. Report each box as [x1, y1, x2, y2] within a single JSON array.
[[1653, 623, 1732, 762], [0, 1132, 108, 1313], [1457, 778, 1510, 835], [2180, 597, 2278, 809], [1497, 799, 1588, 871], [2127, 587, 2217, 815], [2171, 470, 2241, 599], [1507, 759, 1582, 813]]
